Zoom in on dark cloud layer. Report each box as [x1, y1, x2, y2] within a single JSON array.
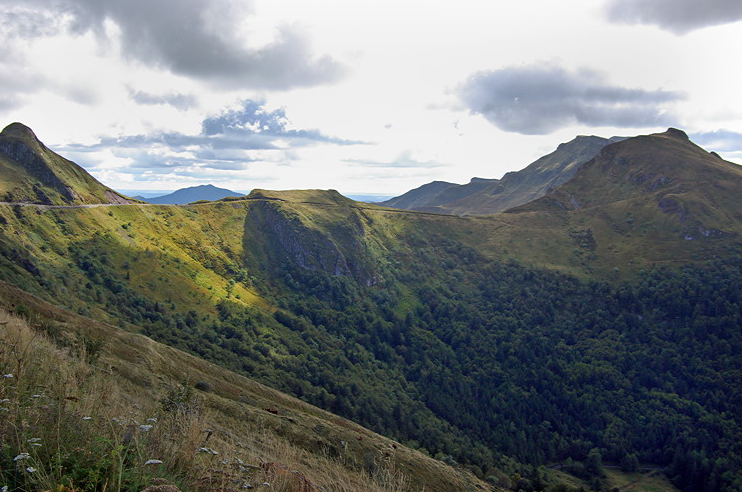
[[457, 65, 683, 135], [606, 0, 742, 34], [7, 0, 343, 90]]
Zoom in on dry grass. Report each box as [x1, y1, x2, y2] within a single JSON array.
[[0, 302, 490, 492]]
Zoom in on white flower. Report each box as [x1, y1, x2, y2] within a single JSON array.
[[2, 374, 12, 378], [139, 424, 153, 432], [14, 453, 30, 461], [144, 459, 163, 465], [26, 467, 36, 473], [82, 416, 92, 421], [2, 485, 9, 492], [31, 395, 41, 399]]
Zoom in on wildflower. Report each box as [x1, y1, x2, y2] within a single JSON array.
[[144, 459, 163, 465], [2, 374, 12, 378], [31, 395, 41, 399], [82, 416, 92, 421], [139, 424, 153, 432], [25, 467, 36, 473], [2, 485, 8, 492], [14, 453, 31, 461]]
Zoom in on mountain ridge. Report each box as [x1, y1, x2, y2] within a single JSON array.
[[0, 124, 740, 491], [381, 134, 625, 215], [0, 122, 137, 205]]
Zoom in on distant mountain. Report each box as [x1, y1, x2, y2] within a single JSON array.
[[0, 122, 136, 205], [144, 184, 245, 204], [381, 135, 624, 215], [379, 180, 457, 209]]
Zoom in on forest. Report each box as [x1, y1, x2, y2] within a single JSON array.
[[51, 228, 742, 492]]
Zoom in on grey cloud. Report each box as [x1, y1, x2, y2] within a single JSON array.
[[61, 100, 362, 173], [130, 90, 197, 111], [457, 65, 683, 135], [605, 0, 742, 34], [9, 0, 343, 90], [691, 130, 742, 152], [201, 100, 365, 146], [0, 7, 65, 38]]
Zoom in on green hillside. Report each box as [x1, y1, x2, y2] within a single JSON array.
[[0, 127, 741, 491], [0, 282, 491, 492], [0, 123, 136, 205]]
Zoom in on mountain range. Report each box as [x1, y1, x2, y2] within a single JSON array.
[[381, 135, 625, 215], [0, 122, 740, 492]]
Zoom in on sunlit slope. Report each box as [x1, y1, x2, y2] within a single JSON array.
[[0, 122, 135, 205], [495, 128, 742, 275]]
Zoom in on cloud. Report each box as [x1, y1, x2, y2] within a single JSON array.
[[344, 150, 447, 169], [605, 0, 742, 34], [0, 7, 65, 38], [691, 129, 742, 152], [61, 99, 363, 178], [8, 0, 344, 90], [130, 90, 197, 111], [456, 64, 683, 135]]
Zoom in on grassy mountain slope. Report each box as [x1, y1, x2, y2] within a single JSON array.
[[498, 128, 742, 275], [380, 135, 621, 215], [0, 282, 490, 492], [0, 123, 136, 205], [1, 128, 741, 491]]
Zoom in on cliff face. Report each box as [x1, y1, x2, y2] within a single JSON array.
[[245, 198, 380, 286]]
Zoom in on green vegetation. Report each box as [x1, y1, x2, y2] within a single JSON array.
[[1, 128, 741, 491], [0, 300, 485, 492], [0, 194, 738, 491]]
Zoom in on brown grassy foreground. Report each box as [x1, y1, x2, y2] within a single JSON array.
[[0, 280, 494, 492]]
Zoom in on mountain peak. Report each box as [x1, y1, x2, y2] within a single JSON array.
[[1, 122, 39, 140], [1, 123, 45, 153], [0, 122, 136, 205], [659, 127, 689, 140]]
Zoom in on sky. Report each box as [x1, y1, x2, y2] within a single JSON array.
[[2, 0, 742, 197]]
